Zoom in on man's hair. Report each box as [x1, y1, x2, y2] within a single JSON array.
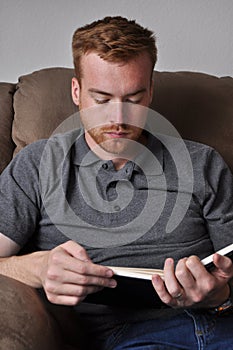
[[72, 16, 157, 81]]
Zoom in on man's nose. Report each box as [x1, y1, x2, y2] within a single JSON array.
[[108, 102, 125, 124]]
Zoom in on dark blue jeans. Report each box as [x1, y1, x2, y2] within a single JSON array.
[[94, 310, 233, 350]]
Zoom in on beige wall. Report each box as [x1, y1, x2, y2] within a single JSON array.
[[1, 0, 232, 82]]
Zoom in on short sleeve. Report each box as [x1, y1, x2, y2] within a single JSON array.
[[0, 141, 44, 247], [203, 148, 233, 250]]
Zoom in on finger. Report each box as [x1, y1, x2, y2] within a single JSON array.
[[175, 257, 196, 289], [60, 240, 91, 261], [212, 253, 233, 277], [49, 248, 114, 278], [185, 255, 210, 280], [184, 256, 216, 303], [46, 264, 117, 286], [68, 260, 114, 278], [46, 293, 86, 306], [163, 258, 184, 299], [45, 280, 108, 299], [46, 287, 102, 306], [45, 285, 104, 306], [152, 274, 173, 305], [61, 269, 117, 288], [44, 271, 117, 306]]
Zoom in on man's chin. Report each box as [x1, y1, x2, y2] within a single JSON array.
[[98, 139, 138, 158], [100, 145, 128, 157]]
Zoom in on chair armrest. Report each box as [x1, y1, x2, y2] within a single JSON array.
[[0, 274, 62, 349]]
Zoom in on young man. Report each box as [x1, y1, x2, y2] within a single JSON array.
[[0, 16, 233, 349]]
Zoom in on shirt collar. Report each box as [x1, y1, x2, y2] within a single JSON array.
[[72, 129, 100, 167], [133, 132, 164, 176]]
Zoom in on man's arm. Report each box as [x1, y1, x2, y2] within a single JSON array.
[[0, 233, 21, 256], [0, 234, 116, 306], [152, 148, 233, 310], [0, 233, 49, 288]]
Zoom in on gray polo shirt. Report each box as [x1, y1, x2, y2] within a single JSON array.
[[0, 128, 233, 331]]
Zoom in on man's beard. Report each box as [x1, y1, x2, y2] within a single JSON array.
[[87, 124, 144, 157]]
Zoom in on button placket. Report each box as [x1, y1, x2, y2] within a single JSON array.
[[98, 161, 135, 213]]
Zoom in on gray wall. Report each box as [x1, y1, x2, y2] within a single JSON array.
[[1, 0, 232, 82]]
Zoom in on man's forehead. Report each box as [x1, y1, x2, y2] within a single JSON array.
[[79, 52, 152, 89]]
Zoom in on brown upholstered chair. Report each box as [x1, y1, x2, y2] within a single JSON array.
[[0, 68, 232, 349]]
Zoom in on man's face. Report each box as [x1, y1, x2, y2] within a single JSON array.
[[72, 52, 153, 159]]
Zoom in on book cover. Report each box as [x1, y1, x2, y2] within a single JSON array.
[[84, 243, 233, 308]]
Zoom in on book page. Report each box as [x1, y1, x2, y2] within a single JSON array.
[[108, 266, 164, 280]]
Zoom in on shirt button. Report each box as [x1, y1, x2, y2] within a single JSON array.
[[114, 205, 121, 212], [102, 163, 108, 170]]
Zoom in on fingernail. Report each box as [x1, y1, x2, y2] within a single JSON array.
[[106, 269, 114, 277], [109, 279, 117, 288], [152, 275, 160, 283]]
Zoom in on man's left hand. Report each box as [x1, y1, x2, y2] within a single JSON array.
[[152, 253, 233, 309]]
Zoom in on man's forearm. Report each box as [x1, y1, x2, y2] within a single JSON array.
[[0, 251, 47, 288]]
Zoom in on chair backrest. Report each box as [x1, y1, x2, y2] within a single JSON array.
[[0, 67, 232, 173]]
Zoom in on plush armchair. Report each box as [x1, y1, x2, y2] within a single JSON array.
[[0, 68, 232, 349]]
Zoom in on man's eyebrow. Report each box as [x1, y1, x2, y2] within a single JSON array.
[[88, 88, 112, 96], [125, 88, 147, 97], [88, 88, 147, 97]]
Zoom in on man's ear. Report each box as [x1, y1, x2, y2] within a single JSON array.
[[71, 77, 80, 106]]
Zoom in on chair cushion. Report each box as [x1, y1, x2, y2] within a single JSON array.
[[12, 68, 78, 155], [152, 71, 233, 171], [0, 83, 16, 173]]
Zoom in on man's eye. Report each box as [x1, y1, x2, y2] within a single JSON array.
[[95, 99, 109, 104], [126, 99, 141, 104]]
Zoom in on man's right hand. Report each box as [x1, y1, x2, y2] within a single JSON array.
[[0, 234, 116, 306], [40, 240, 117, 305]]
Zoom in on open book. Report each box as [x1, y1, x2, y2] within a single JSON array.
[[108, 243, 233, 281], [84, 243, 233, 308]]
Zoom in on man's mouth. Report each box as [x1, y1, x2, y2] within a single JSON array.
[[104, 131, 130, 138]]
